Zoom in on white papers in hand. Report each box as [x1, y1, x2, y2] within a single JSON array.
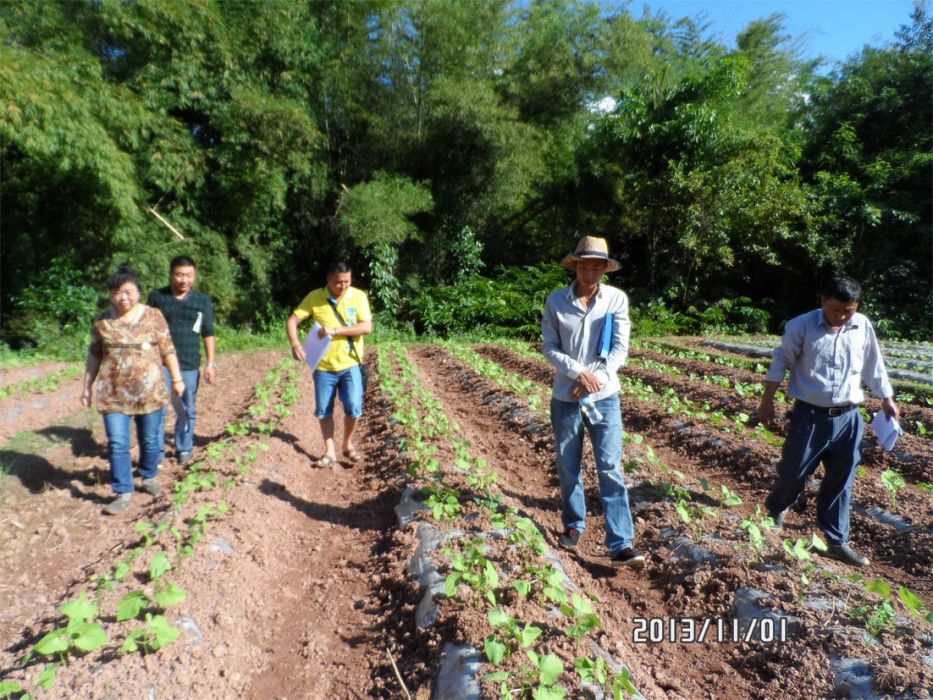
[[302, 323, 332, 371], [870, 411, 902, 451]]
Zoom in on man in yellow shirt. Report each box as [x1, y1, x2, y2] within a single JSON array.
[[286, 262, 373, 467]]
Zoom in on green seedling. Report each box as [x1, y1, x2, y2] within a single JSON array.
[[611, 666, 640, 699], [444, 537, 499, 605], [0, 678, 29, 699], [575, 655, 608, 685], [720, 485, 743, 507], [880, 469, 906, 512], [783, 533, 827, 590], [122, 613, 180, 654], [561, 593, 602, 640], [31, 593, 107, 664]]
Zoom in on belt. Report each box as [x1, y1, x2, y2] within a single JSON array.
[[796, 400, 859, 417]]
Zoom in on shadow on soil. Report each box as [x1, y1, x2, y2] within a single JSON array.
[[258, 477, 397, 532]]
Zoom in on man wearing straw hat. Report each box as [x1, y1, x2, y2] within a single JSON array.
[[542, 236, 645, 569]]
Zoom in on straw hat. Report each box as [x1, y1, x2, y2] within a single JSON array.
[[559, 236, 621, 272]]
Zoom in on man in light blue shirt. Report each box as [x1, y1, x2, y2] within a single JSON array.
[[759, 276, 899, 567], [542, 236, 644, 569]]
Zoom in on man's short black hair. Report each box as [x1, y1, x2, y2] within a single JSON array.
[[170, 255, 196, 271], [821, 276, 861, 302], [327, 261, 352, 276]]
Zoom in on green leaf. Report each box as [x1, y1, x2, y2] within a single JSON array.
[[149, 552, 173, 580], [444, 573, 461, 598], [117, 591, 150, 621], [575, 656, 597, 683], [71, 622, 107, 653], [487, 608, 510, 628], [34, 629, 69, 656], [36, 663, 56, 691], [537, 653, 564, 686], [866, 578, 892, 598], [59, 593, 96, 623], [153, 582, 187, 608], [145, 615, 180, 650], [897, 586, 925, 616], [810, 533, 828, 552], [484, 671, 511, 682], [533, 687, 566, 700], [484, 635, 507, 665], [514, 579, 532, 598], [518, 624, 543, 648]]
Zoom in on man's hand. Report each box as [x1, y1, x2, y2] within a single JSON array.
[[758, 396, 775, 427], [204, 365, 217, 384], [881, 396, 899, 421], [317, 326, 336, 340], [571, 370, 603, 400], [291, 343, 306, 362]]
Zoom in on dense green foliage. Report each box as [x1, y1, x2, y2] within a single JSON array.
[[1, 0, 930, 348]]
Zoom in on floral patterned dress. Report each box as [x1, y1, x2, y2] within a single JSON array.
[[89, 305, 176, 415]]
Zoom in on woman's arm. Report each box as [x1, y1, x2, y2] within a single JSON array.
[[81, 325, 103, 407]]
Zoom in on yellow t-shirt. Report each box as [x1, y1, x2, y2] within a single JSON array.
[[293, 287, 371, 372]]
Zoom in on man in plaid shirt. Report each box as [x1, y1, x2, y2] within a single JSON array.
[[148, 256, 216, 465]]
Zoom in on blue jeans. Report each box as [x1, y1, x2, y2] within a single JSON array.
[[765, 402, 864, 545], [551, 395, 636, 555], [313, 365, 363, 419], [103, 411, 162, 494], [161, 369, 199, 456]]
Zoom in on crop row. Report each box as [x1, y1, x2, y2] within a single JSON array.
[[0, 367, 81, 400], [375, 343, 640, 699], [440, 345, 932, 650], [0, 358, 301, 699]]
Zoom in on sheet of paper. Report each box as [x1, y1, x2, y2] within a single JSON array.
[[192, 311, 203, 334], [302, 323, 332, 371], [870, 411, 902, 452]]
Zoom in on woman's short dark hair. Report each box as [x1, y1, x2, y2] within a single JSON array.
[[106, 262, 141, 292], [327, 261, 352, 276], [821, 276, 861, 302], [170, 255, 196, 271]]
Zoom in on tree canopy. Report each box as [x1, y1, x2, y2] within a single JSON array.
[[1, 0, 929, 345]]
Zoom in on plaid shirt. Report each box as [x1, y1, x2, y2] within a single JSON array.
[[146, 287, 215, 371]]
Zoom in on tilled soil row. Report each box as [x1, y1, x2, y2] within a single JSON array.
[[0, 351, 411, 698], [430, 345, 933, 698], [476, 344, 933, 588], [407, 344, 763, 699], [657, 339, 933, 430], [628, 348, 933, 483]]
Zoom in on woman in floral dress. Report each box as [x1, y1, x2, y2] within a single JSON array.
[[81, 263, 186, 514]]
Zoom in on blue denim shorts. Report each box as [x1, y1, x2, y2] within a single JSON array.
[[313, 365, 363, 419]]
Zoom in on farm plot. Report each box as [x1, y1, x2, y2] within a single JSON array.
[[0, 350, 416, 699], [638, 338, 933, 440], [0, 340, 930, 699], [0, 362, 85, 442], [694, 335, 933, 389], [368, 342, 931, 698]]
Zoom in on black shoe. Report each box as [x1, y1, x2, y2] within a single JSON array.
[[768, 510, 786, 533], [611, 547, 646, 569], [558, 527, 581, 550], [820, 542, 870, 567]]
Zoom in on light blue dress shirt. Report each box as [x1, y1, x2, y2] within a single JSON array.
[[766, 309, 893, 407], [542, 282, 631, 402]]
